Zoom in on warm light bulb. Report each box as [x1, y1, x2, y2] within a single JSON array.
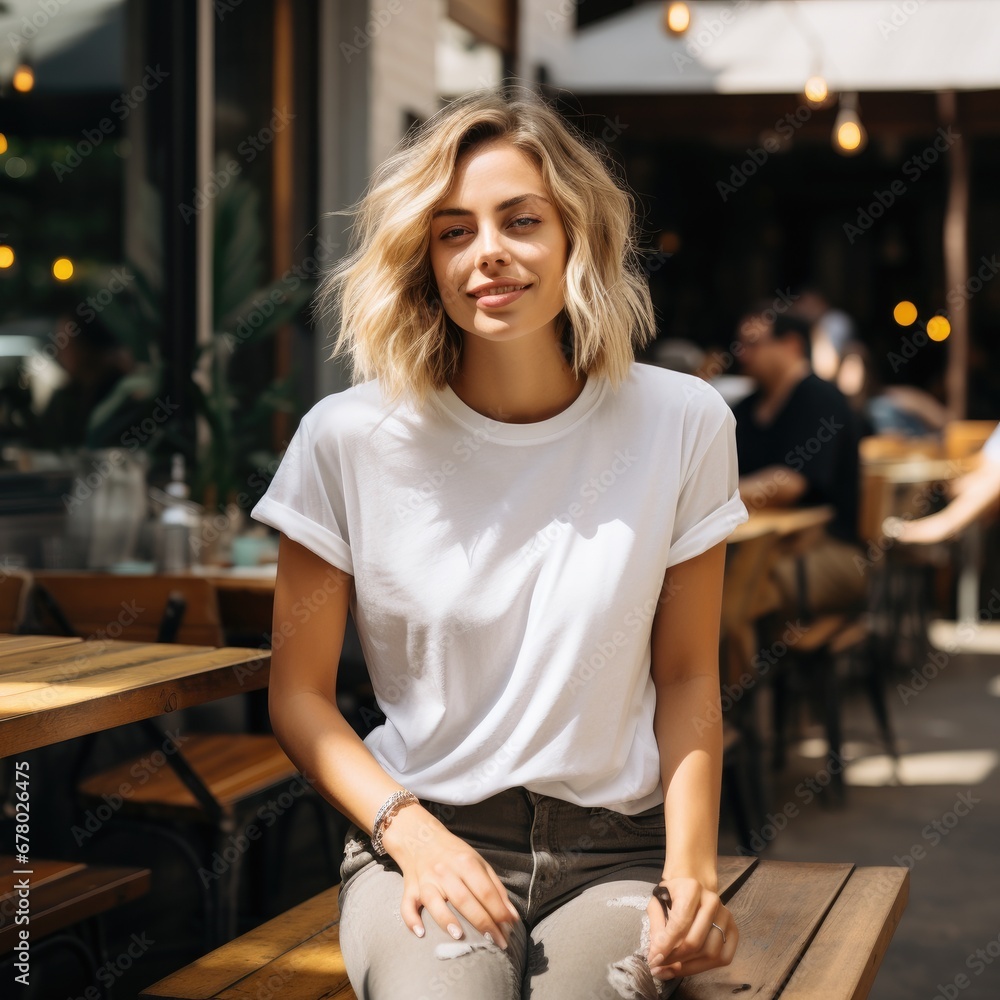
[[0, 246, 14, 269], [664, 2, 691, 35], [837, 120, 863, 150], [804, 76, 828, 105], [12, 65, 35, 93], [893, 301, 918, 326], [52, 257, 74, 280], [0, 133, 8, 155], [926, 316, 951, 341]]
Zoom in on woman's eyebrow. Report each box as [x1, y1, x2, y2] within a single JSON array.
[[431, 193, 551, 219]]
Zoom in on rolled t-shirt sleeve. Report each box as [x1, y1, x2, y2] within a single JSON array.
[[251, 409, 354, 575], [982, 425, 1000, 467], [667, 401, 748, 567]]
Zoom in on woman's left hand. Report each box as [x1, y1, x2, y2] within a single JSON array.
[[645, 877, 738, 981]]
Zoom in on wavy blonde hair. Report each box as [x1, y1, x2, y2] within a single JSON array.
[[317, 86, 655, 403]]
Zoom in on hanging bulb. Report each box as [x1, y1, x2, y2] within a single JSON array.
[[12, 63, 35, 93], [833, 93, 867, 155], [664, 2, 691, 36], [804, 75, 829, 106]]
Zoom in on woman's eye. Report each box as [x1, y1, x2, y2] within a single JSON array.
[[510, 216, 540, 229], [440, 227, 468, 240]]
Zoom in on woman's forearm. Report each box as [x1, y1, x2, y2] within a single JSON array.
[[269, 687, 407, 836], [654, 672, 723, 892]]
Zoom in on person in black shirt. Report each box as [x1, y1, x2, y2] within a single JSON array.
[[732, 307, 866, 616]]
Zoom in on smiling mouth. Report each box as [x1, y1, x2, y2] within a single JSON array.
[[471, 284, 530, 297]]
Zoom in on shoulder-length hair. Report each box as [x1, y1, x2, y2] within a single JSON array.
[[317, 86, 655, 403]]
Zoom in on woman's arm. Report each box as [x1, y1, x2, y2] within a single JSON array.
[[886, 458, 1000, 544], [643, 540, 738, 980], [269, 535, 518, 944]]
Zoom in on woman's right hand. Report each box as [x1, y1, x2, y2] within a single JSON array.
[[383, 804, 520, 948]]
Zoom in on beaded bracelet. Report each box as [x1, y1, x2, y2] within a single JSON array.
[[371, 789, 418, 856]]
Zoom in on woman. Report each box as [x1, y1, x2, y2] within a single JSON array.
[[253, 87, 747, 999]]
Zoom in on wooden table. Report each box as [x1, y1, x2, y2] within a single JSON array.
[[141, 855, 909, 1000], [0, 634, 270, 757]]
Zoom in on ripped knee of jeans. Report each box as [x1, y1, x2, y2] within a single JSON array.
[[605, 896, 675, 999]]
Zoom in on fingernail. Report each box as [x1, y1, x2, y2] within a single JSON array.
[[649, 953, 664, 967], [413, 925, 425, 938], [484, 932, 495, 945], [448, 923, 463, 940]]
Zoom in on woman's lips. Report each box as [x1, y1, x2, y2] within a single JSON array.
[[472, 285, 530, 308]]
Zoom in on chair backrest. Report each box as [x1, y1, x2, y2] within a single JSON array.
[[0, 570, 32, 634], [30, 573, 225, 646]]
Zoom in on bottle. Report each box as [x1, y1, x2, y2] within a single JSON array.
[[158, 454, 192, 572]]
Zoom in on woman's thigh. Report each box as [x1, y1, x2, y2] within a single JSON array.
[[525, 875, 681, 1000], [338, 851, 527, 1000]]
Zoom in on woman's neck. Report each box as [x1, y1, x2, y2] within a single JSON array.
[[449, 331, 586, 424]]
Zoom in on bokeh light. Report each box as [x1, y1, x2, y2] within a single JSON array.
[[0, 246, 15, 269], [893, 301, 918, 326], [804, 76, 829, 105], [926, 316, 951, 341], [664, 2, 691, 35], [52, 258, 75, 281], [12, 65, 35, 93]]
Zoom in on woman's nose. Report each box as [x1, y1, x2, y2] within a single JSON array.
[[474, 228, 510, 270]]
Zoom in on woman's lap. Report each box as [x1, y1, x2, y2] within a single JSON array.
[[337, 788, 678, 999]]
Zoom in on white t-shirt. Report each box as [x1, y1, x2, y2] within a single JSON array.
[[252, 363, 748, 814]]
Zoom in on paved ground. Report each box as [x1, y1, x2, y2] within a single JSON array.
[[716, 640, 1000, 1000]]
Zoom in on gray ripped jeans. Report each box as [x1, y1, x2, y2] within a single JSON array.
[[338, 787, 681, 999]]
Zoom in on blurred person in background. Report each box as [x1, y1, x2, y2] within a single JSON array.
[[28, 311, 145, 451], [886, 424, 1000, 544], [732, 305, 866, 616]]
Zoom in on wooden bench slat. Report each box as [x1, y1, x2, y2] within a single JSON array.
[[0, 862, 151, 952], [0, 635, 83, 657], [779, 866, 910, 1000], [0, 856, 86, 894], [675, 860, 854, 999], [142, 885, 343, 999], [79, 733, 301, 819]]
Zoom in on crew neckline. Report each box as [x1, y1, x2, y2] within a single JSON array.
[[432, 375, 607, 444]]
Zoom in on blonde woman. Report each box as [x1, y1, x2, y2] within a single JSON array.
[[253, 87, 747, 999]]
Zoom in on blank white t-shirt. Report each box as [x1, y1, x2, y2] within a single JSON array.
[[252, 363, 747, 814]]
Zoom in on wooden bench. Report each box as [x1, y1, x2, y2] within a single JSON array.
[[141, 856, 908, 1000]]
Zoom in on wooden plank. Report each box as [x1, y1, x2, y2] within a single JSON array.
[[79, 733, 300, 817], [0, 643, 270, 756], [141, 885, 343, 999], [717, 855, 758, 900], [674, 860, 854, 999], [0, 863, 150, 952], [780, 866, 909, 1000], [0, 635, 82, 656], [0, 857, 86, 895]]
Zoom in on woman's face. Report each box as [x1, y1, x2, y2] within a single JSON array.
[[428, 141, 569, 347]]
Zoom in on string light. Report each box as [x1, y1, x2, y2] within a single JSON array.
[[664, 2, 691, 35], [804, 75, 828, 106], [833, 93, 867, 155], [926, 316, 951, 341], [893, 301, 918, 326], [0, 246, 14, 269], [52, 258, 74, 280], [12, 64, 35, 93]]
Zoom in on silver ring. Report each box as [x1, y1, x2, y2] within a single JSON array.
[[711, 922, 727, 944]]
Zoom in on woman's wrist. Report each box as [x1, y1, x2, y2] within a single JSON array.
[[661, 865, 718, 893], [379, 800, 442, 861]]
